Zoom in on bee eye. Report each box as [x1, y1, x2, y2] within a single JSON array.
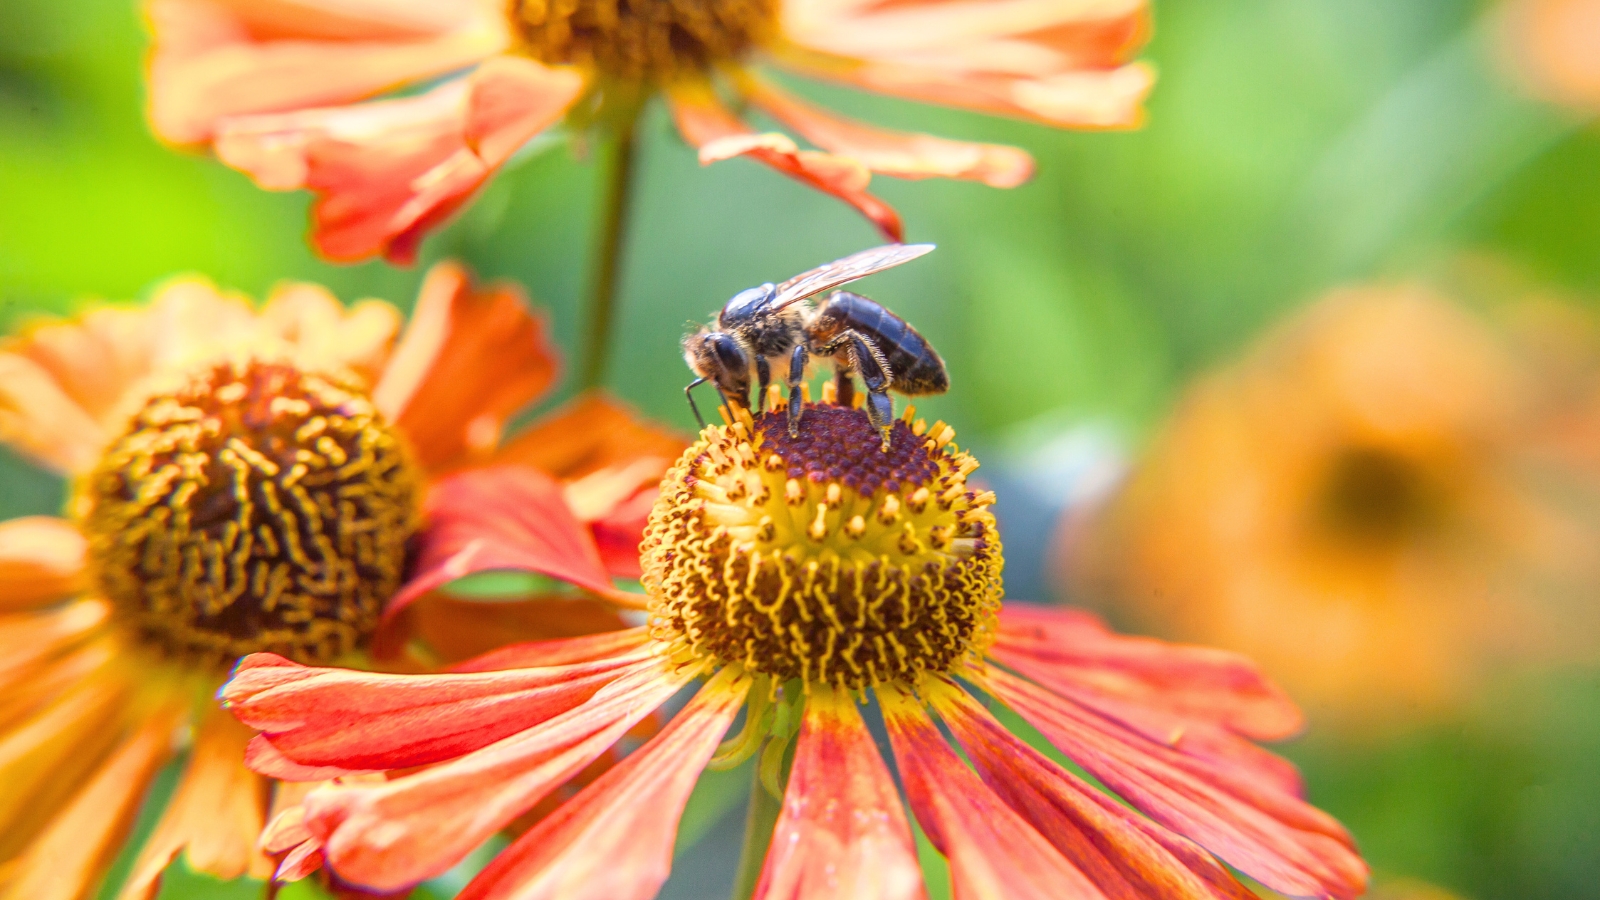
[[706, 333, 748, 371]]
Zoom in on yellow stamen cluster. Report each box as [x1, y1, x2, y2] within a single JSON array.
[[79, 360, 421, 669], [641, 395, 1003, 690], [512, 0, 776, 80]]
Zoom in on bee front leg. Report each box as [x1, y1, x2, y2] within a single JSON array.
[[684, 377, 709, 429], [755, 356, 771, 403], [787, 344, 808, 436]]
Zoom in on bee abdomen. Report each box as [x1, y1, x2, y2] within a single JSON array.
[[817, 292, 948, 396]]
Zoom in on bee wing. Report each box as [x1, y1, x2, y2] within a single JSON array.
[[770, 243, 934, 311]]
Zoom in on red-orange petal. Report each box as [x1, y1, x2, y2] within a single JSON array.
[[929, 678, 1252, 900], [1, 703, 180, 900], [983, 668, 1368, 899], [119, 708, 272, 900], [305, 659, 694, 891], [145, 0, 506, 145], [489, 392, 689, 481], [741, 75, 1033, 188], [375, 467, 618, 651], [666, 81, 904, 241], [404, 594, 631, 668], [455, 669, 749, 900], [754, 684, 924, 900], [877, 684, 1103, 900], [372, 261, 560, 473], [224, 643, 651, 773]]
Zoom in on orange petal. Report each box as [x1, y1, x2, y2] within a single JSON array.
[[0, 602, 108, 694], [225, 642, 652, 773], [455, 669, 748, 900], [754, 684, 924, 900], [0, 665, 136, 858], [995, 604, 1303, 741], [0, 703, 180, 900], [448, 627, 651, 672], [0, 352, 107, 474], [257, 284, 401, 387], [490, 391, 688, 482], [405, 594, 629, 667], [145, 0, 507, 144], [930, 679, 1252, 900], [372, 262, 559, 472], [7, 305, 160, 428], [305, 659, 693, 891], [982, 667, 1368, 899], [0, 518, 87, 612], [119, 707, 273, 900], [1498, 0, 1600, 111], [741, 76, 1033, 188], [877, 684, 1103, 900], [666, 81, 904, 241], [378, 467, 617, 643]]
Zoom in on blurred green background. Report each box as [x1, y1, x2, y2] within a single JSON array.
[[4, 0, 1599, 897]]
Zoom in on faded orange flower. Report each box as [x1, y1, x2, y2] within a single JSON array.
[[143, 0, 1152, 262], [0, 264, 681, 900], [226, 397, 1367, 900], [1072, 283, 1600, 726], [1497, 0, 1600, 111]]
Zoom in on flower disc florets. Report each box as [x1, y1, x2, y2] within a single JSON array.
[[511, 0, 777, 80], [641, 400, 1003, 690], [79, 359, 421, 669]]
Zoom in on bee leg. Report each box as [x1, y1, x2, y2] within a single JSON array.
[[787, 344, 809, 436], [684, 377, 709, 429], [843, 332, 894, 450], [755, 356, 771, 404]]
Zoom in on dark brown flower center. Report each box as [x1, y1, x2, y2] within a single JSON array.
[[510, 0, 777, 80], [641, 402, 1003, 690], [80, 360, 421, 669], [1317, 445, 1438, 545]]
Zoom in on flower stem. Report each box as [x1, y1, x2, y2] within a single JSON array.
[[578, 97, 642, 391], [729, 747, 784, 900]]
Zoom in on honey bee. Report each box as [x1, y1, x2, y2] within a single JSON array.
[[683, 243, 948, 450]]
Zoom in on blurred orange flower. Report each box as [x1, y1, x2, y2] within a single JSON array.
[[0, 264, 681, 900], [143, 0, 1152, 262], [225, 402, 1366, 900], [1072, 284, 1600, 727], [1497, 0, 1600, 111]]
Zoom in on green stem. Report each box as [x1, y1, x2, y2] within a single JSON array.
[[729, 752, 784, 900], [578, 101, 642, 391]]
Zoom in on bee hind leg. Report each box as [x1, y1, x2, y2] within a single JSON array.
[[786, 344, 809, 436], [839, 331, 894, 451]]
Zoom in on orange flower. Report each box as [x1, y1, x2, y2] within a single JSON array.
[[1073, 284, 1600, 726], [225, 399, 1367, 900], [1497, 0, 1600, 111], [0, 263, 682, 900], [143, 0, 1152, 262]]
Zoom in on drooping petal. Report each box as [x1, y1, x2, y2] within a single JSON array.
[[119, 708, 272, 900], [145, 0, 508, 144], [0, 704, 180, 900], [305, 659, 695, 891], [489, 392, 688, 481], [454, 668, 748, 900], [929, 678, 1254, 900], [666, 81, 904, 241], [448, 627, 652, 672], [213, 57, 583, 263], [754, 684, 924, 900], [224, 640, 652, 773], [995, 604, 1303, 741], [0, 666, 137, 858], [377, 466, 620, 640], [877, 684, 1106, 900], [0, 518, 87, 612], [372, 261, 559, 472], [982, 668, 1368, 900], [740, 75, 1033, 188], [0, 352, 107, 474]]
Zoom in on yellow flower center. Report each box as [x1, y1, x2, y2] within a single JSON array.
[[641, 401, 1003, 690], [78, 359, 422, 669], [510, 0, 777, 80]]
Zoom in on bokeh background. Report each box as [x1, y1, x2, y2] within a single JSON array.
[[4, 0, 1600, 898]]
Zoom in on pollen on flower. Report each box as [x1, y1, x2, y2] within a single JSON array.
[[79, 360, 422, 669], [640, 400, 1003, 690], [511, 0, 777, 80]]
